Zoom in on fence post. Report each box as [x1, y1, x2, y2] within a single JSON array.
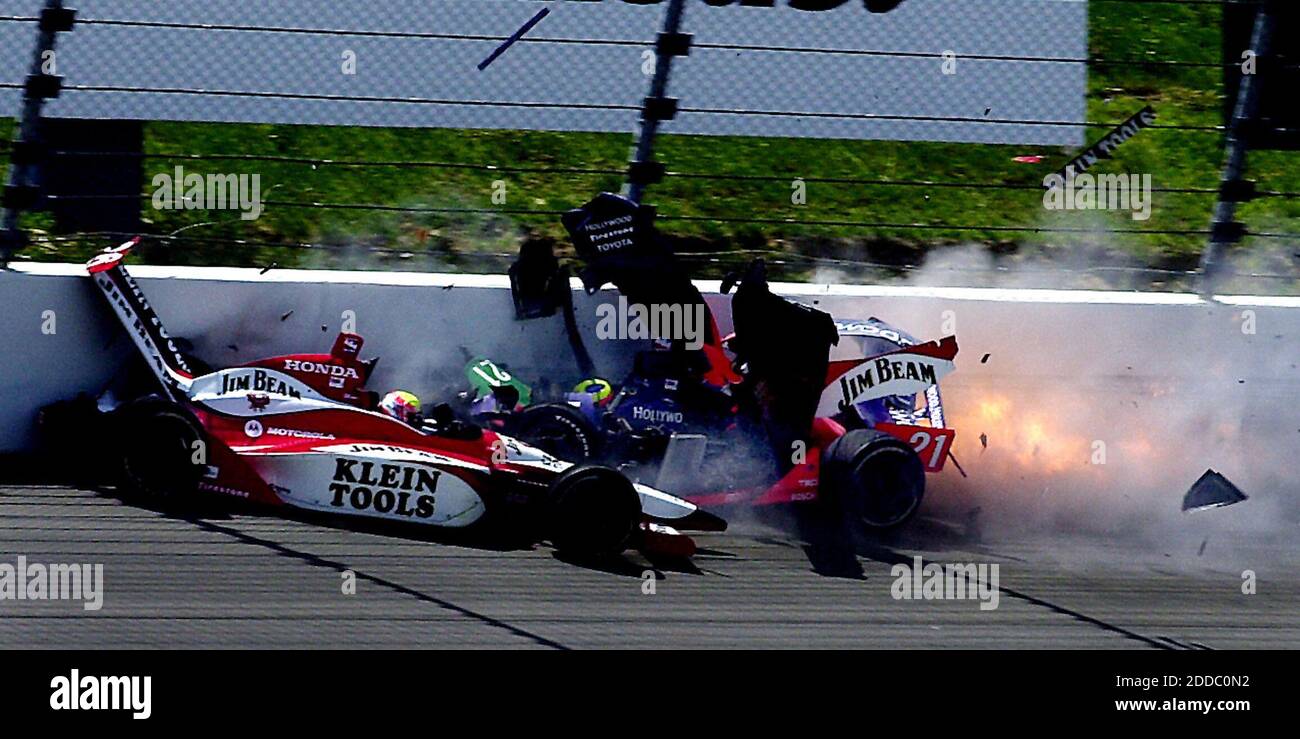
[[624, 0, 691, 205], [1199, 2, 1275, 296], [1, 0, 74, 268]]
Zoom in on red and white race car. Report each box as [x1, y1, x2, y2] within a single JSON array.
[[39, 239, 724, 558], [472, 192, 961, 536]]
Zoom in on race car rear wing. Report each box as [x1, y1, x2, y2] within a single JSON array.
[[508, 192, 732, 383], [822, 336, 960, 473], [561, 192, 723, 351], [86, 239, 196, 403], [819, 336, 959, 418]]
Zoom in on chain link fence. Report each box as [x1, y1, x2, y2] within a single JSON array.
[[1, 0, 1297, 292]]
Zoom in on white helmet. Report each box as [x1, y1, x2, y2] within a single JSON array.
[[379, 390, 422, 424]]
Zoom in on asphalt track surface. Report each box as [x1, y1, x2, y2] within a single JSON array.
[[3, 481, 1297, 650]]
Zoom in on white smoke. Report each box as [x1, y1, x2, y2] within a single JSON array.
[[847, 242, 1300, 564]]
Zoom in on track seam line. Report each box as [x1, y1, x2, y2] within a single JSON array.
[[176, 516, 571, 650], [846, 545, 1178, 650], [993, 584, 1176, 650]]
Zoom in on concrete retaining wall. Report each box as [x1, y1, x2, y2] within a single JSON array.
[[2, 262, 1296, 457]]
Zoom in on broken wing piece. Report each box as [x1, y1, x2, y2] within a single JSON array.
[[1182, 469, 1249, 512]]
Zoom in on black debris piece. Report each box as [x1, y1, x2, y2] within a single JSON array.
[[1182, 469, 1248, 512], [947, 452, 968, 478]]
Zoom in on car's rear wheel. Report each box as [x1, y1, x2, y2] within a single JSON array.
[[116, 398, 206, 501], [822, 429, 925, 531], [546, 465, 641, 556], [515, 403, 599, 462]]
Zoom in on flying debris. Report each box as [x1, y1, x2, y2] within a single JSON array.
[[1182, 469, 1248, 512]]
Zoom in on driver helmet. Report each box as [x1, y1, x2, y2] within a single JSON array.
[[379, 390, 422, 425], [855, 393, 917, 425], [572, 377, 614, 406]]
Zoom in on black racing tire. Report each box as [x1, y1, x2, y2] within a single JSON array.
[[116, 398, 206, 501], [546, 465, 642, 556], [822, 429, 925, 532], [515, 403, 600, 462], [36, 394, 106, 448], [35, 396, 114, 484]]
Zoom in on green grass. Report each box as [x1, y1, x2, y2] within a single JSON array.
[[4, 1, 1298, 289]]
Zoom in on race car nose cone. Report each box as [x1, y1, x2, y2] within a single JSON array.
[[674, 508, 728, 533]]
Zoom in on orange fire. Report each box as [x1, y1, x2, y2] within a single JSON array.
[[949, 391, 1100, 476]]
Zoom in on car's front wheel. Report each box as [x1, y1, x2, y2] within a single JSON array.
[[545, 465, 641, 556], [116, 398, 206, 501]]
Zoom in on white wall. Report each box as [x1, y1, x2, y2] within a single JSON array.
[[2, 262, 1297, 456]]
